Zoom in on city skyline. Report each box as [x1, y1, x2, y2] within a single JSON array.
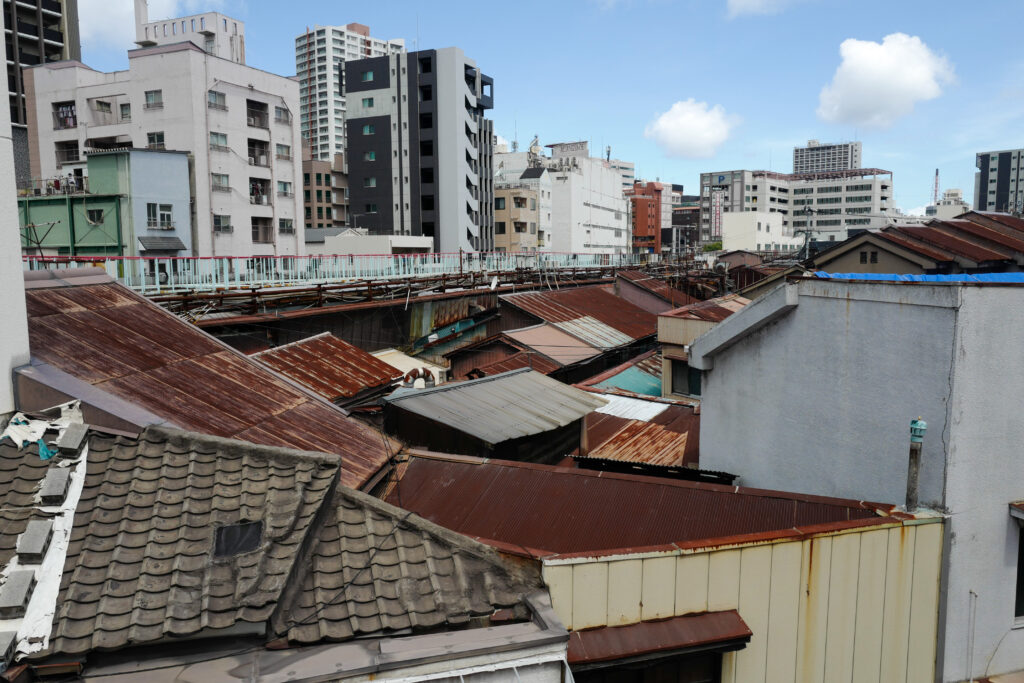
[[76, 0, 1024, 215]]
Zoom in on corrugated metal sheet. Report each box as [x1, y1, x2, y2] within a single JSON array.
[[472, 351, 561, 377], [386, 455, 887, 554], [384, 369, 607, 445], [616, 270, 699, 307], [24, 276, 392, 489], [875, 230, 956, 262], [582, 351, 663, 397], [253, 333, 402, 401], [583, 406, 699, 467], [552, 316, 633, 350], [894, 225, 1012, 263], [594, 395, 670, 421], [504, 324, 600, 366], [501, 286, 657, 343], [567, 611, 751, 664], [661, 295, 749, 322]]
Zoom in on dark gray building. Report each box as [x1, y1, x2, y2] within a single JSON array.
[[975, 148, 1024, 213], [344, 46, 494, 252], [4, 0, 80, 185]]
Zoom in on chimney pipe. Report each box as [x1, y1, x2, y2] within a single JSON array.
[[906, 417, 927, 511]]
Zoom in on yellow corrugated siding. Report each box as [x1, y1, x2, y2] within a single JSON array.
[[542, 518, 943, 683]]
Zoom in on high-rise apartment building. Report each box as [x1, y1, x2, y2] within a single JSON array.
[[974, 149, 1024, 213], [699, 168, 893, 243], [345, 47, 494, 252], [5, 0, 79, 184], [793, 140, 862, 174], [295, 23, 403, 162], [25, 7, 304, 259]]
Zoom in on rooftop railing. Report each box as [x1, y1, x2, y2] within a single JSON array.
[[23, 251, 661, 295]]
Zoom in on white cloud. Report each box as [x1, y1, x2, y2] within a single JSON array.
[[817, 33, 954, 128], [644, 99, 738, 159], [79, 0, 225, 54], [726, 0, 797, 18]]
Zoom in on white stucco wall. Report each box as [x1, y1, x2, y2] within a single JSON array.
[[0, 9, 30, 414], [696, 280, 1024, 681]]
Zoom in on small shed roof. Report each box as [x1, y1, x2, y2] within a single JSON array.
[[504, 324, 600, 366], [254, 333, 402, 402], [384, 369, 607, 445], [661, 294, 749, 322]]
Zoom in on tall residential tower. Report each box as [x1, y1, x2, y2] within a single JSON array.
[[345, 47, 494, 252], [974, 148, 1024, 213], [295, 24, 403, 162], [793, 140, 862, 174]]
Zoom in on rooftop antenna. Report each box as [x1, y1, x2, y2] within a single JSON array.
[[933, 168, 940, 206], [606, 145, 611, 162]]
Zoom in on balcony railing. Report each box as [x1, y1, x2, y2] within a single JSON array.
[[18, 176, 90, 196], [207, 101, 228, 111], [275, 153, 293, 161], [209, 143, 229, 153], [250, 195, 272, 206], [247, 110, 269, 129], [144, 101, 164, 110], [55, 149, 81, 166], [146, 220, 175, 230], [212, 184, 232, 193], [274, 114, 292, 124], [23, 251, 662, 294], [276, 191, 294, 198]]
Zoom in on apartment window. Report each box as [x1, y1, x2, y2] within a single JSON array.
[[315, 173, 322, 186], [419, 85, 433, 102], [316, 190, 322, 202], [495, 197, 506, 210], [275, 143, 291, 160], [420, 140, 434, 156], [211, 173, 230, 191], [671, 359, 701, 397], [530, 198, 536, 210], [364, 150, 376, 161], [277, 181, 293, 196], [200, 17, 206, 30], [362, 124, 375, 135], [420, 167, 434, 183], [419, 56, 432, 73], [95, 100, 111, 114], [213, 214, 231, 233], [303, 190, 310, 202], [208, 90, 227, 110], [274, 106, 291, 123], [303, 173, 310, 186], [317, 206, 324, 219], [144, 90, 163, 110], [361, 97, 374, 107], [86, 209, 103, 224], [209, 132, 227, 150], [360, 70, 374, 82], [120, 103, 131, 121], [495, 221, 506, 234], [278, 218, 295, 234], [146, 131, 165, 150], [421, 195, 435, 211], [364, 177, 376, 188]]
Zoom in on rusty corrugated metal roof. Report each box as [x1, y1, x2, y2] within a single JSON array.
[[472, 351, 561, 377], [23, 274, 392, 489], [501, 286, 657, 345], [254, 333, 402, 402], [386, 454, 894, 555], [577, 350, 662, 396], [567, 611, 751, 664], [888, 225, 1012, 263], [616, 270, 699, 307], [582, 403, 699, 468], [660, 294, 749, 322], [384, 369, 607, 445]]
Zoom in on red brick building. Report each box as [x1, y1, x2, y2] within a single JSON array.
[[625, 181, 662, 253]]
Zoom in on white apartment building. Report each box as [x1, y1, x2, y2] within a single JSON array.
[[699, 168, 893, 243], [295, 23, 403, 162], [546, 142, 629, 254], [721, 211, 802, 253], [25, 14, 303, 259], [133, 0, 244, 63], [792, 139, 862, 174], [926, 188, 971, 220], [608, 157, 635, 190]]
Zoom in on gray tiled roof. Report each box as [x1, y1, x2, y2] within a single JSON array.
[[0, 440, 58, 569], [35, 426, 542, 658]]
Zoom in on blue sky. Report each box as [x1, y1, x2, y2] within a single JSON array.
[[80, 0, 1024, 213]]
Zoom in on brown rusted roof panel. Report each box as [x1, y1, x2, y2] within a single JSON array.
[[387, 456, 884, 554], [875, 230, 956, 262], [501, 286, 657, 340], [583, 404, 700, 467], [473, 351, 561, 377], [567, 611, 752, 664], [25, 281, 392, 490], [661, 295, 749, 322], [616, 270, 699, 307], [938, 220, 1024, 255], [890, 226, 1012, 263], [254, 333, 403, 401]]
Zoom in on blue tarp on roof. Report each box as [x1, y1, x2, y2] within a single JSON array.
[[813, 272, 1024, 283]]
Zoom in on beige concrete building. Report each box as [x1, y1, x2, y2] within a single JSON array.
[[302, 149, 347, 229], [494, 183, 539, 252], [658, 295, 748, 399]]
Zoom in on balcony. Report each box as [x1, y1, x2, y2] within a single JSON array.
[[55, 149, 81, 166], [17, 20, 38, 38], [247, 153, 270, 167], [43, 27, 63, 43], [246, 107, 269, 129], [41, 0, 62, 14]]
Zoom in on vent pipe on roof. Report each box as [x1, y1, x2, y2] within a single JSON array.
[[906, 417, 927, 511]]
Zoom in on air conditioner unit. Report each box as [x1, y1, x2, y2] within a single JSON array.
[[247, 116, 256, 126], [248, 157, 255, 165], [259, 155, 268, 166], [261, 196, 269, 205]]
